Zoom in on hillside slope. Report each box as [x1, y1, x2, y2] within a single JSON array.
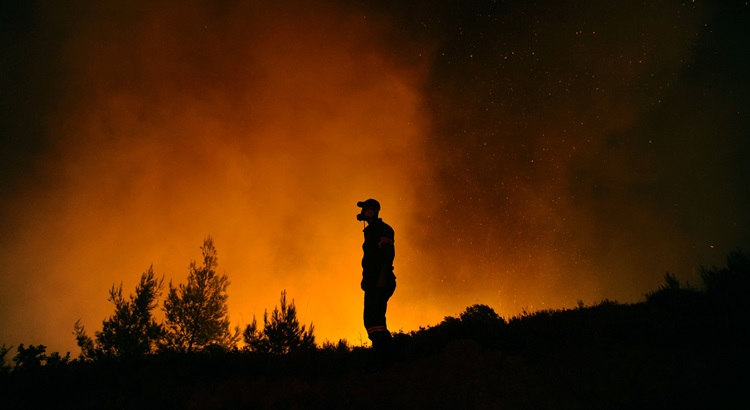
[[3, 294, 747, 410]]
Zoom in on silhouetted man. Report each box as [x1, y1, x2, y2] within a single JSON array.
[[356, 198, 396, 359]]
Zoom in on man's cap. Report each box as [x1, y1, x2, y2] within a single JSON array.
[[356, 198, 380, 210]]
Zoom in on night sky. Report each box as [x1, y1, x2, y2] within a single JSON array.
[[2, 0, 749, 355]]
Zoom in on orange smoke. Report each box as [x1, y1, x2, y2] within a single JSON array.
[[0, 1, 436, 354]]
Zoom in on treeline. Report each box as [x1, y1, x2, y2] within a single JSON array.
[[1, 246, 749, 374], [0, 249, 748, 409], [2, 236, 317, 372]]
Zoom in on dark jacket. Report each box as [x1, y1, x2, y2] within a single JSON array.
[[361, 218, 396, 291]]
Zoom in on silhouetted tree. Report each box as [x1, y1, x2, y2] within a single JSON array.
[[74, 320, 97, 360], [459, 304, 503, 324], [700, 248, 750, 296], [162, 237, 239, 352], [46, 352, 71, 368], [74, 266, 164, 360], [644, 271, 700, 306], [243, 290, 315, 354], [399, 304, 507, 357], [13, 344, 47, 371], [0, 344, 12, 375]]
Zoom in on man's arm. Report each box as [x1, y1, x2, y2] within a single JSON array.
[[376, 227, 395, 288]]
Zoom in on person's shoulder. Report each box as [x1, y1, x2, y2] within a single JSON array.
[[379, 219, 394, 235]]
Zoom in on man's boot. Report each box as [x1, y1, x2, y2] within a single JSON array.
[[370, 331, 393, 366]]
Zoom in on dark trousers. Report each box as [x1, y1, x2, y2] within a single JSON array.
[[363, 286, 395, 340]]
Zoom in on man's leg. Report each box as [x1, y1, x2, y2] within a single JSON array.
[[364, 289, 392, 357]]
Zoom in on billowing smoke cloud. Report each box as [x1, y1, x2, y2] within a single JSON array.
[[0, 1, 434, 354]]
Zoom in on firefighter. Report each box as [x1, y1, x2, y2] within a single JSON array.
[[356, 198, 396, 358]]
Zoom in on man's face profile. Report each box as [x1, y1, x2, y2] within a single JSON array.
[[363, 207, 377, 220]]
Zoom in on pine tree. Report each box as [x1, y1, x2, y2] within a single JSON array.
[[162, 237, 238, 352], [243, 290, 315, 354], [1, 344, 13, 375], [74, 266, 164, 360]]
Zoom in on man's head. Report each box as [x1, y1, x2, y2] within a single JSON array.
[[356, 198, 380, 222]]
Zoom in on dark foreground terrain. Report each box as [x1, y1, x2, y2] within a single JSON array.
[[3, 290, 748, 410]]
